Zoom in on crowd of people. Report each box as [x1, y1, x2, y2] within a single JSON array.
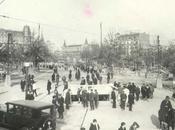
[[20, 64, 166, 130], [111, 82, 155, 111], [77, 87, 99, 110]]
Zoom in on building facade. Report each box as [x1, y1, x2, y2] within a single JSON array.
[[118, 32, 150, 56], [0, 25, 32, 45], [62, 41, 82, 64]]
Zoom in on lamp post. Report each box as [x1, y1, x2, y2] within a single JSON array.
[[24, 62, 30, 100]]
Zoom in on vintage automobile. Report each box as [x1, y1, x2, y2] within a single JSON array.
[[0, 100, 56, 130]]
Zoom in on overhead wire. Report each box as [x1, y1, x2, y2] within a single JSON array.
[[0, 14, 98, 35]]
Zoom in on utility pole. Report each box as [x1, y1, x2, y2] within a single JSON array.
[[100, 22, 103, 46], [5, 33, 13, 88], [157, 35, 160, 74], [156, 35, 162, 88]]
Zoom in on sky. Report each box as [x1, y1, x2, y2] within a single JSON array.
[[0, 0, 175, 49]]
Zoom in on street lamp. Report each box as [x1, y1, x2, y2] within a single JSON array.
[[24, 62, 30, 100]]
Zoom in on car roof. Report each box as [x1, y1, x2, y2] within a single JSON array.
[[6, 100, 53, 110]]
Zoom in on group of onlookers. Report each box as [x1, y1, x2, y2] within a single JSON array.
[[111, 81, 155, 111], [77, 87, 99, 110]]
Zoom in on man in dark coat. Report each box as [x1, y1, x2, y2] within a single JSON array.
[[47, 80, 52, 95], [160, 96, 172, 121], [68, 70, 72, 81], [107, 72, 110, 83], [65, 89, 71, 109], [141, 84, 146, 99], [56, 73, 60, 85], [82, 90, 89, 108], [111, 88, 116, 108], [93, 77, 98, 85], [63, 80, 68, 91], [20, 79, 26, 92], [89, 119, 100, 130], [86, 73, 90, 84], [77, 87, 82, 103], [57, 94, 64, 119], [135, 86, 140, 101], [89, 89, 95, 110], [120, 91, 127, 110], [94, 90, 99, 108], [128, 92, 134, 111], [52, 73, 55, 82]]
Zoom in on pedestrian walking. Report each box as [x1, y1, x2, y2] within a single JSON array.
[[107, 72, 110, 83], [120, 91, 127, 110], [51, 98, 57, 130], [135, 86, 140, 101], [118, 122, 126, 130], [82, 90, 89, 108], [52, 73, 55, 82], [94, 90, 99, 108], [56, 73, 60, 85], [86, 73, 90, 84], [20, 79, 25, 92], [63, 80, 68, 91], [89, 89, 95, 110], [129, 122, 140, 130], [111, 88, 116, 108], [65, 89, 71, 109], [128, 92, 134, 111], [57, 94, 64, 119], [47, 80, 52, 95], [68, 70, 72, 81], [77, 87, 82, 103], [89, 119, 100, 130]]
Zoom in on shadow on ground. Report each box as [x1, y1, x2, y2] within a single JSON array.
[[151, 114, 160, 129]]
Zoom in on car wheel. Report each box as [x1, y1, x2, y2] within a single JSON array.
[[42, 119, 55, 130]]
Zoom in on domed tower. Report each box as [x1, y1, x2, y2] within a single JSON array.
[[23, 25, 31, 44]]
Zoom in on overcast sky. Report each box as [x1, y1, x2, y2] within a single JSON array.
[[0, 0, 175, 49]]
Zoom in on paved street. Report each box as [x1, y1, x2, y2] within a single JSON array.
[[0, 68, 174, 130]]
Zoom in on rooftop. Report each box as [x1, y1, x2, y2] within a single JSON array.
[[6, 100, 53, 110]]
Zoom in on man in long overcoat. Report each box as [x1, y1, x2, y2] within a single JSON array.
[[89, 89, 95, 110], [57, 94, 64, 119], [128, 92, 134, 111], [111, 88, 116, 108], [65, 89, 71, 109], [47, 80, 52, 95]]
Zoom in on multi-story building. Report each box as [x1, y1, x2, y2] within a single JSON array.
[[117, 32, 150, 56], [0, 25, 32, 45], [61, 39, 98, 64], [62, 41, 82, 64]]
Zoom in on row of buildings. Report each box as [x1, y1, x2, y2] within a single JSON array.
[[57, 32, 150, 64]]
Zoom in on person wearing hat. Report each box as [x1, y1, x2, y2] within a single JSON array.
[[94, 89, 99, 109], [89, 119, 100, 130], [120, 91, 127, 110], [129, 122, 139, 130], [118, 122, 126, 130], [57, 94, 64, 119], [111, 88, 116, 108], [160, 96, 172, 118], [65, 89, 71, 109], [89, 89, 95, 110]]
